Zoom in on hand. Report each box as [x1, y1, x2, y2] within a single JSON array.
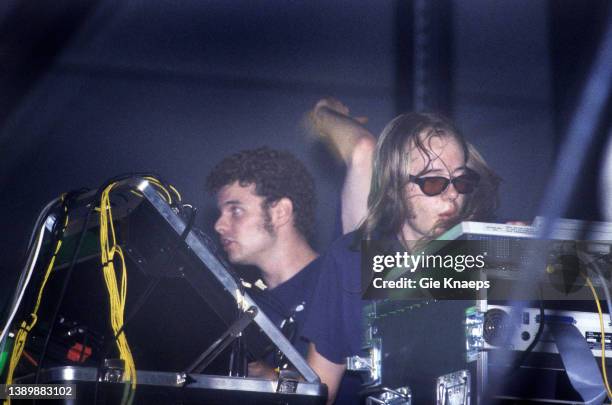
[[305, 97, 373, 165], [314, 97, 349, 117], [311, 97, 368, 132], [247, 361, 278, 380], [304, 98, 376, 233]]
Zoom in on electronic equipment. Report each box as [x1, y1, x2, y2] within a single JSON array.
[[355, 219, 612, 405], [2, 177, 325, 404], [356, 299, 474, 405], [483, 305, 612, 358], [441, 218, 612, 241], [371, 220, 612, 294]]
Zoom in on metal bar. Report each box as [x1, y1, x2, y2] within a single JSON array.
[[187, 307, 257, 374]]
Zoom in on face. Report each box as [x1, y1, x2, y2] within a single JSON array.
[[402, 134, 468, 240], [214, 182, 276, 266]]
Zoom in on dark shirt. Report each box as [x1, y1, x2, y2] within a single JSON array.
[[303, 233, 363, 363], [250, 256, 322, 362], [253, 254, 362, 403], [302, 232, 364, 404]]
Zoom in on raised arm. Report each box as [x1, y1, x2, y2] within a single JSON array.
[[308, 98, 376, 233]]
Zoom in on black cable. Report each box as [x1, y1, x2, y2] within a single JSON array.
[[34, 190, 91, 386], [104, 205, 196, 348], [509, 287, 545, 373], [481, 288, 545, 405], [1, 197, 64, 332], [16, 174, 176, 404], [98, 276, 160, 365], [34, 179, 141, 397]]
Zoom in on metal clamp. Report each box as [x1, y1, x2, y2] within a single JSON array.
[[346, 337, 382, 385], [276, 369, 300, 394], [100, 359, 124, 383], [366, 386, 411, 405], [436, 370, 471, 405], [465, 307, 485, 362]]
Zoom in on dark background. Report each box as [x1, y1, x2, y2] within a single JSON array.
[[1, 1, 611, 312]]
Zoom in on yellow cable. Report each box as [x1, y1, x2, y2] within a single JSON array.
[[6, 178, 176, 405], [129, 190, 143, 198], [585, 276, 612, 399], [103, 175, 178, 403], [142, 176, 181, 204], [99, 183, 136, 404], [168, 184, 182, 202], [143, 177, 172, 204], [4, 201, 68, 405]]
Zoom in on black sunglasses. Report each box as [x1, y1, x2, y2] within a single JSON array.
[[408, 170, 480, 196]]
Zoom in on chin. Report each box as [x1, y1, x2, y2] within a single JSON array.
[[231, 255, 254, 266], [431, 228, 444, 237], [227, 253, 242, 264], [434, 218, 459, 234], [431, 223, 452, 238], [231, 257, 245, 265]]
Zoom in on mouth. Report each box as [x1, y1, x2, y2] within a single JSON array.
[[438, 211, 457, 220], [220, 237, 236, 251]]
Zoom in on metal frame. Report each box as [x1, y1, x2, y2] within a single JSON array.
[[123, 177, 320, 383], [18, 366, 325, 397]]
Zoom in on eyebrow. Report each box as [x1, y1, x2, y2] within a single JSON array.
[[219, 199, 243, 208], [418, 166, 469, 176], [452, 165, 469, 173], [420, 168, 444, 174]]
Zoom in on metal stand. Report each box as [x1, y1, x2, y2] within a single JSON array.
[[187, 307, 257, 374]]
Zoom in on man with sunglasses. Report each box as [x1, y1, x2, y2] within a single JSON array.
[[303, 100, 499, 404], [307, 97, 499, 235]]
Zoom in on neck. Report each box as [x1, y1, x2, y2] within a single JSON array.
[[257, 232, 318, 289]]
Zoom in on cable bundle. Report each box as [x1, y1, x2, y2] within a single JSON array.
[[3, 199, 68, 405], [3, 175, 182, 405], [97, 176, 180, 405], [99, 182, 136, 404]]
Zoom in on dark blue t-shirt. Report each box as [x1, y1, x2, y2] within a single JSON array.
[[250, 256, 322, 362], [303, 233, 363, 363], [253, 252, 362, 404], [302, 232, 364, 404]]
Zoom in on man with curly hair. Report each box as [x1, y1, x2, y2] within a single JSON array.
[[206, 146, 321, 378]]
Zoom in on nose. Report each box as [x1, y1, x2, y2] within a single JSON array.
[[214, 214, 228, 235], [442, 181, 459, 201]]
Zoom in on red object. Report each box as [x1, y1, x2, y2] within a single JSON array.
[[67, 343, 92, 362]]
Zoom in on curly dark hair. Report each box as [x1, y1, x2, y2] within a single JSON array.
[[206, 147, 316, 240]]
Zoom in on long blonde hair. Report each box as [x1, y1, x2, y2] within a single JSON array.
[[359, 113, 499, 243]]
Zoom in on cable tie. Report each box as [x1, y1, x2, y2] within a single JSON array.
[[235, 289, 250, 312], [254, 279, 267, 290]]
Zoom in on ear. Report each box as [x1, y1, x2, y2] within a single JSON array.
[[269, 197, 294, 228]]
